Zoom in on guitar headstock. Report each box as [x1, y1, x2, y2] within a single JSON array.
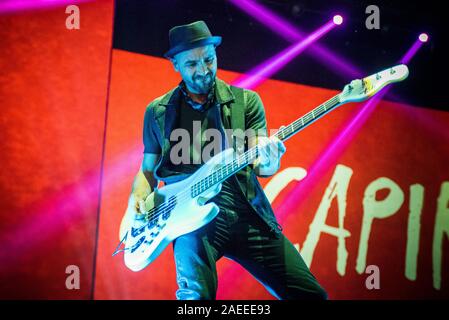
[[339, 64, 409, 103]]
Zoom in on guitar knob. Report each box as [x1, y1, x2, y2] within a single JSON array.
[[390, 68, 396, 74], [376, 73, 381, 80]]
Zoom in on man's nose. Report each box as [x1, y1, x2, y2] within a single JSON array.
[[197, 61, 208, 76]]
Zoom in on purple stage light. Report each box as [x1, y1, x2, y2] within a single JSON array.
[[0, 143, 142, 274], [333, 15, 343, 25], [276, 36, 427, 223], [275, 88, 388, 222], [229, 0, 406, 105], [233, 20, 337, 89], [0, 0, 91, 14], [228, 0, 362, 79], [400, 37, 426, 64], [419, 33, 429, 43]]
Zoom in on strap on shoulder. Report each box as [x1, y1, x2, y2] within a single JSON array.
[[229, 85, 246, 132]]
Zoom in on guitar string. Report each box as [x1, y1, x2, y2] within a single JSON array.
[[129, 95, 341, 235]]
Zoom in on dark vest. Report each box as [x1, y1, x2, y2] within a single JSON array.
[[145, 79, 282, 236]]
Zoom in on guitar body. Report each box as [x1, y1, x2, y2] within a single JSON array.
[[121, 148, 235, 271]]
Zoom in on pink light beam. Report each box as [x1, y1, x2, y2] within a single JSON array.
[[275, 34, 429, 222], [0, 0, 92, 14], [228, 0, 362, 79], [233, 19, 338, 89]]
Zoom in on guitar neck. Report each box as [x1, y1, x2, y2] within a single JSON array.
[[191, 93, 342, 197]]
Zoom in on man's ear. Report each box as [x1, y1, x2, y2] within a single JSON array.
[[170, 58, 179, 72]]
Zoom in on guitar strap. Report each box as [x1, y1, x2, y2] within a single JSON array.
[[226, 85, 256, 200], [229, 85, 245, 144]]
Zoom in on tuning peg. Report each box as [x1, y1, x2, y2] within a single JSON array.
[[390, 68, 396, 74], [376, 73, 381, 80]]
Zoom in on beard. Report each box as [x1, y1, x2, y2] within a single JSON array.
[[191, 73, 215, 94]]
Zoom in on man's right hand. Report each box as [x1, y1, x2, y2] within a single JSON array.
[[132, 154, 160, 214], [130, 191, 150, 218]]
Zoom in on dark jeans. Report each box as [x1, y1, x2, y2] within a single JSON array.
[[172, 207, 328, 300]]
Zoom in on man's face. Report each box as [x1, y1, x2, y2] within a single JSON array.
[[172, 44, 217, 94]]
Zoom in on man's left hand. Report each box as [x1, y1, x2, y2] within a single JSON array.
[[255, 135, 286, 176]]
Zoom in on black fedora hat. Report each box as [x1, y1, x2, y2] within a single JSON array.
[[164, 20, 222, 58]]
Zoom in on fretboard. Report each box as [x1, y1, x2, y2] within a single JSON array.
[[190, 93, 341, 197]]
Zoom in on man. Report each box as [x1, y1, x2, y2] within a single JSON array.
[[129, 21, 327, 300]]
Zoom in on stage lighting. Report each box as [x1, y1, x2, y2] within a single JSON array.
[[234, 19, 337, 89], [291, 3, 303, 18], [333, 15, 343, 25], [419, 33, 429, 43]]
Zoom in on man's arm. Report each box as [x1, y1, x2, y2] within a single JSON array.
[[131, 153, 160, 213], [119, 153, 160, 240], [136, 102, 162, 210], [131, 153, 160, 212], [244, 90, 286, 177]]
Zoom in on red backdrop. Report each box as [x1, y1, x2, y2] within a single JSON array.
[[1, 3, 448, 299], [0, 0, 113, 299]]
